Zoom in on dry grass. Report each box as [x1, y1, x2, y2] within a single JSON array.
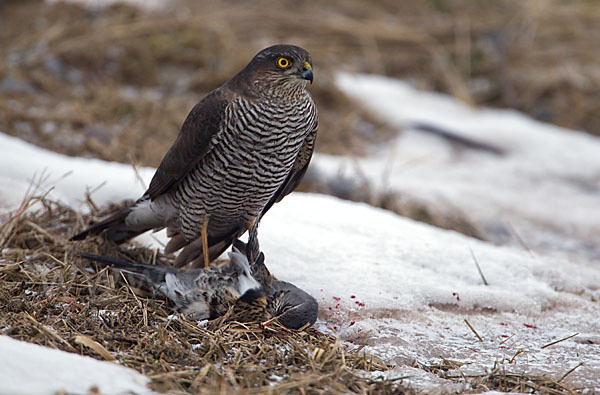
[[420, 359, 581, 394], [0, 0, 394, 164], [2, 0, 600, 166], [0, 187, 581, 394], [0, 191, 410, 393]]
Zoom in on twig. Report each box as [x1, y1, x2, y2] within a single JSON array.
[[541, 333, 578, 349], [149, 233, 166, 248], [128, 153, 147, 190], [509, 349, 525, 364], [149, 370, 199, 379], [469, 248, 488, 286], [0, 175, 53, 248], [24, 312, 76, 352], [464, 319, 483, 342], [24, 221, 66, 245], [84, 181, 107, 213], [41, 252, 68, 267], [191, 364, 212, 389], [558, 362, 584, 383], [74, 335, 116, 361], [119, 271, 143, 309], [507, 222, 535, 257]]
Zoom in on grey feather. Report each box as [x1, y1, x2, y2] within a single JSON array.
[[81, 249, 259, 320], [81, 242, 319, 329]]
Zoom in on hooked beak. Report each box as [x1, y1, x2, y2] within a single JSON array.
[[300, 61, 313, 84]]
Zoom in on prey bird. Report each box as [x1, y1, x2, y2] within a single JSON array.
[[73, 44, 318, 268], [82, 244, 318, 329], [82, 247, 263, 321]]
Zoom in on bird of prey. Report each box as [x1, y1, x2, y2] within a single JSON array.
[[81, 244, 318, 329], [73, 44, 318, 268]]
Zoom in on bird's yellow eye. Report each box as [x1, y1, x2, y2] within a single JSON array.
[[277, 57, 291, 68]]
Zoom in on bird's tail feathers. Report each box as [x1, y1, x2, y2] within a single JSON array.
[[72, 206, 142, 243], [80, 253, 175, 289]]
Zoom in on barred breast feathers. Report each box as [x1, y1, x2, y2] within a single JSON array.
[[173, 95, 313, 230]]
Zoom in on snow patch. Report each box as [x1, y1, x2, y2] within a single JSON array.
[[0, 335, 151, 395], [0, 133, 153, 213], [323, 73, 600, 262]]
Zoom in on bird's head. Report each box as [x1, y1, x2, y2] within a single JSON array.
[[233, 44, 314, 100]]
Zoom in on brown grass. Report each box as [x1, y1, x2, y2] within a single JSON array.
[[420, 359, 581, 394], [2, 0, 600, 167], [0, 0, 395, 164], [0, 186, 581, 394], [0, 190, 411, 393]]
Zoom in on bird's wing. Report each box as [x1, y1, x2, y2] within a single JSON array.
[[261, 119, 318, 216], [80, 253, 175, 293], [146, 90, 230, 200], [268, 281, 318, 330]]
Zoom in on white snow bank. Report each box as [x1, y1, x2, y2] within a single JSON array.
[[0, 133, 153, 214], [261, 194, 600, 315], [259, 194, 600, 390], [324, 73, 600, 261], [0, 335, 151, 395]]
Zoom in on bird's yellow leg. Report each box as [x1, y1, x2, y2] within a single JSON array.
[[247, 217, 257, 232], [246, 217, 259, 264], [201, 216, 210, 269]]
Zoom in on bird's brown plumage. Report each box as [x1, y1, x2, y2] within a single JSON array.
[[146, 90, 229, 200], [73, 44, 318, 267]]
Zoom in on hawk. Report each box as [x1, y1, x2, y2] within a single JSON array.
[[73, 45, 318, 267]]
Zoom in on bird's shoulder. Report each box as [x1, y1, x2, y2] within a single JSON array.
[[145, 88, 232, 200]]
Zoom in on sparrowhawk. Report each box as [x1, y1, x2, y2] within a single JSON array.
[[73, 44, 318, 267]]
